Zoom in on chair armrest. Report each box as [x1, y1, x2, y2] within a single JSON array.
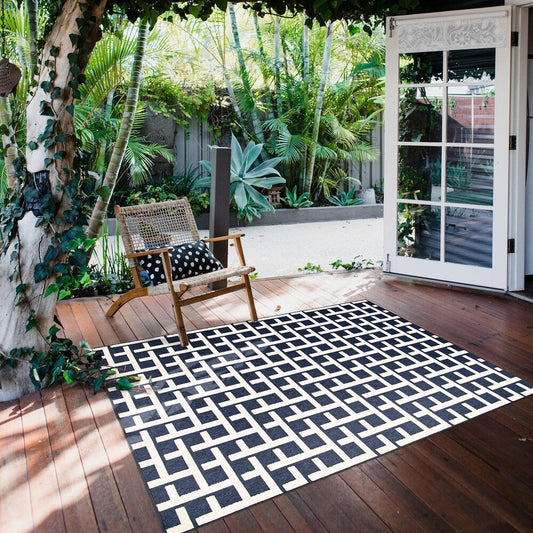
[[203, 233, 245, 243], [126, 247, 173, 258]]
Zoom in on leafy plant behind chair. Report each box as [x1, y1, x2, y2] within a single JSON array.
[[197, 133, 285, 222]]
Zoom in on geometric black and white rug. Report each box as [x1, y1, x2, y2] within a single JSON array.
[[101, 300, 533, 533]]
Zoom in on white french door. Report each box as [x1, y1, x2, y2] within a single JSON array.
[[384, 7, 512, 289]]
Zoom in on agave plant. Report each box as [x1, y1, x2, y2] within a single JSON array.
[[197, 134, 285, 221], [326, 187, 364, 206]]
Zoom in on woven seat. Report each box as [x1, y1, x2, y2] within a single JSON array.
[[106, 199, 258, 345]]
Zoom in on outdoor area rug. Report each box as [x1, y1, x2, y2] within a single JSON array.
[[101, 300, 533, 533]]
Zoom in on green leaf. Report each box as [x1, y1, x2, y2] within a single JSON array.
[[92, 375, 106, 394], [66, 104, 74, 116], [69, 34, 79, 46], [50, 87, 61, 100], [44, 158, 53, 167], [43, 244, 59, 263], [44, 284, 59, 298], [79, 340, 92, 351], [116, 377, 134, 390], [62, 369, 74, 384], [28, 141, 37, 150], [34, 262, 52, 283], [67, 52, 78, 65], [58, 289, 71, 301], [48, 324, 61, 337], [40, 81, 51, 92], [55, 132, 65, 143], [15, 283, 26, 294], [54, 151, 66, 160], [50, 46, 59, 57]]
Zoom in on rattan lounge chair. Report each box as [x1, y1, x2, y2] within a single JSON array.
[[106, 198, 258, 345]]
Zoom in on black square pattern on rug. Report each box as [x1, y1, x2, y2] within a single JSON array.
[[101, 300, 533, 533]]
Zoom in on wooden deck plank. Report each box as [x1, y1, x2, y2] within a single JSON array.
[[358, 459, 455, 533], [0, 399, 33, 533], [339, 467, 425, 533], [1, 273, 532, 533], [19, 392, 66, 533], [295, 474, 391, 532], [271, 491, 328, 533], [411, 434, 533, 531], [83, 386, 164, 533], [62, 384, 132, 533], [41, 386, 98, 533]]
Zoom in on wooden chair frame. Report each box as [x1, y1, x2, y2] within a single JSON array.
[[106, 199, 258, 346]]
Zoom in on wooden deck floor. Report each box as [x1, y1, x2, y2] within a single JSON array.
[[1, 271, 532, 533]]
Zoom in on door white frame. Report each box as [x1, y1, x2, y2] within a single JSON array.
[[507, 5, 528, 291], [384, 6, 514, 290]]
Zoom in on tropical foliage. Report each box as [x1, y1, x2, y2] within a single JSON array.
[[198, 133, 285, 221], [170, 7, 385, 203]]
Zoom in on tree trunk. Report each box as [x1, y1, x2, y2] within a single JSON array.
[[26, 0, 39, 74], [0, 96, 19, 190], [86, 19, 149, 241], [228, 3, 265, 144], [304, 23, 332, 194], [273, 16, 282, 117], [0, 0, 106, 401], [252, 12, 275, 121]]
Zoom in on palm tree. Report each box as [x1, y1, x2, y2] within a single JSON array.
[[86, 19, 150, 240]]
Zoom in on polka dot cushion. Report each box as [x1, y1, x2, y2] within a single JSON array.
[[138, 240, 223, 286]]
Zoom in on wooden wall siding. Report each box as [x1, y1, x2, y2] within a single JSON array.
[[173, 119, 213, 178], [170, 118, 383, 191]]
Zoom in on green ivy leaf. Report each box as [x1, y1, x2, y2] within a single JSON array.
[[67, 52, 78, 65], [58, 289, 71, 301], [92, 375, 106, 394], [16, 283, 26, 294], [34, 262, 52, 283], [66, 104, 74, 115], [40, 101, 54, 116], [116, 377, 135, 390], [50, 46, 58, 57], [44, 158, 53, 167], [55, 132, 65, 143], [40, 81, 51, 93], [43, 245, 59, 263], [26, 313, 38, 332], [69, 34, 79, 45], [50, 87, 61, 100], [45, 284, 59, 298], [28, 141, 38, 150], [54, 151, 66, 160]]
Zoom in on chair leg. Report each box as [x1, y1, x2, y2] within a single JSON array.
[[169, 291, 189, 346], [243, 274, 258, 322], [106, 288, 148, 317]]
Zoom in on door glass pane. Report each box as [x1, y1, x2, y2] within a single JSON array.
[[399, 88, 443, 142], [398, 204, 441, 260], [400, 51, 444, 84], [398, 146, 441, 200], [445, 207, 492, 267], [448, 48, 495, 83], [446, 147, 494, 205], [447, 86, 495, 144]]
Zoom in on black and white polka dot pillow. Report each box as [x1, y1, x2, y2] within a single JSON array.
[[138, 240, 223, 286]]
